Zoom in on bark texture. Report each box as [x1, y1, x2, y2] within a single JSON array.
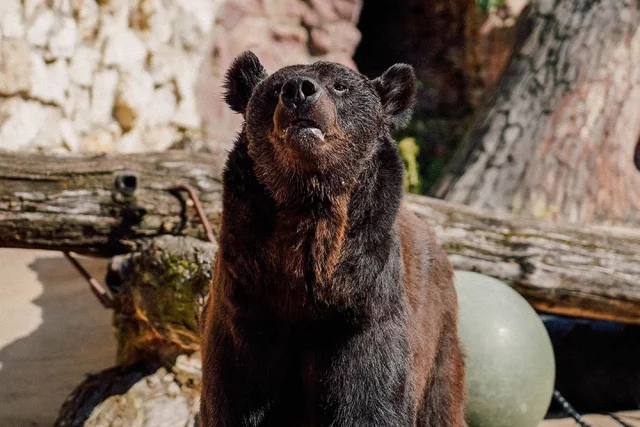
[[0, 150, 639, 323], [107, 236, 217, 366], [0, 149, 225, 256], [438, 0, 640, 226], [405, 194, 640, 324]]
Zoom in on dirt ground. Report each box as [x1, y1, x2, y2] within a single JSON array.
[[0, 248, 638, 427], [0, 249, 115, 427]]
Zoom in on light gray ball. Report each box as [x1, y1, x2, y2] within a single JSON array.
[[454, 271, 555, 427]]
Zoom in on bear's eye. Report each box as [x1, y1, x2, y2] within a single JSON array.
[[333, 82, 348, 93], [270, 85, 281, 99]]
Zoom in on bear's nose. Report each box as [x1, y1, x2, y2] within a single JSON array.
[[280, 77, 321, 111]]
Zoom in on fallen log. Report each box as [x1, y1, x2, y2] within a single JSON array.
[[405, 195, 640, 324], [0, 150, 226, 256], [0, 150, 638, 323]]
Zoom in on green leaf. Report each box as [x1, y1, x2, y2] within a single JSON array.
[[477, 0, 506, 11]]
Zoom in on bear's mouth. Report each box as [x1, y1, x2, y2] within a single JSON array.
[[285, 119, 325, 141]]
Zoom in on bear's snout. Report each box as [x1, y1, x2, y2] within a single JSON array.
[[273, 76, 338, 151], [280, 76, 321, 112]]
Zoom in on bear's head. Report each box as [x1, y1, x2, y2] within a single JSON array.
[[224, 51, 416, 205]]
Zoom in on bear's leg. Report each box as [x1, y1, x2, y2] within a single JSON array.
[[315, 319, 415, 427], [200, 318, 297, 427], [416, 325, 466, 427]]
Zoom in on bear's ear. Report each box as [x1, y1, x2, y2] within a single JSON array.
[[223, 51, 268, 114], [372, 64, 416, 129]]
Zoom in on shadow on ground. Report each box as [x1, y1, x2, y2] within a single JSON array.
[[0, 251, 116, 427]]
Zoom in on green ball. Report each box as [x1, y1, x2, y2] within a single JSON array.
[[454, 271, 555, 427]]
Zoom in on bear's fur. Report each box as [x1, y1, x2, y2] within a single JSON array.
[[200, 51, 465, 426]]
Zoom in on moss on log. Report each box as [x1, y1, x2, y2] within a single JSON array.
[[107, 235, 217, 366]]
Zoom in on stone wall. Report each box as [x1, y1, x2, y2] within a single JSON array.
[[0, 0, 219, 152], [196, 0, 363, 148], [0, 0, 363, 153]]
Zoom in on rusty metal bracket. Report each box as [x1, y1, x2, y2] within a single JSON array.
[[171, 183, 215, 243], [64, 182, 214, 309], [64, 251, 114, 309]]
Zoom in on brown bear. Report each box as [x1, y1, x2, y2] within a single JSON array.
[[200, 51, 465, 427]]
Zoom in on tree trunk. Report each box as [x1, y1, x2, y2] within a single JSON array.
[[0, 150, 639, 323], [437, 0, 640, 226]]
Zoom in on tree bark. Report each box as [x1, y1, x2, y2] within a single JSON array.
[[437, 0, 640, 226], [405, 194, 640, 324], [0, 150, 639, 323], [107, 236, 216, 366], [0, 149, 226, 256]]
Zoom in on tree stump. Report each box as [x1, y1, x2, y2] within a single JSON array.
[[55, 235, 215, 425]]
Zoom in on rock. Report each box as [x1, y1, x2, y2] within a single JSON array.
[[1, 0, 26, 38], [114, 127, 143, 153], [23, 0, 45, 21], [48, 16, 78, 59], [321, 52, 357, 70], [227, 17, 270, 57], [168, 138, 212, 153], [56, 353, 203, 427], [90, 69, 119, 124], [148, 46, 181, 85], [30, 56, 69, 106], [174, 60, 198, 103], [215, 1, 251, 31], [173, 7, 204, 50], [0, 0, 226, 154], [144, 86, 177, 126], [142, 125, 181, 151], [80, 130, 117, 152], [26, 8, 55, 47], [74, 0, 99, 41], [262, 0, 301, 19], [172, 100, 201, 130], [69, 46, 99, 87], [32, 106, 64, 150], [175, 0, 215, 35], [0, 99, 47, 150], [59, 118, 81, 151], [333, 0, 362, 22], [65, 84, 91, 123], [114, 71, 155, 131], [97, 0, 130, 30], [130, 0, 173, 51], [311, 22, 360, 56], [0, 39, 32, 96], [172, 59, 202, 129], [309, 27, 331, 55], [52, 0, 73, 14], [307, 0, 340, 22], [103, 28, 148, 70], [271, 24, 308, 47]]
